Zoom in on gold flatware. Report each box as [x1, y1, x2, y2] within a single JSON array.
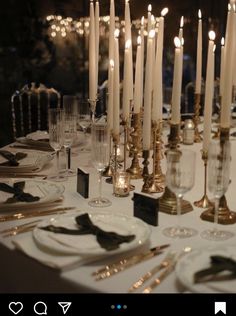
[[0, 206, 75, 222], [142, 247, 192, 293], [0, 219, 41, 234], [128, 251, 176, 292], [3, 224, 37, 237], [94, 244, 170, 281]]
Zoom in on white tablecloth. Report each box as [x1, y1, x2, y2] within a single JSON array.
[[1, 129, 236, 293]]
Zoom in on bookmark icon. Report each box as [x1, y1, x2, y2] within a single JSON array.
[[214, 302, 226, 315]]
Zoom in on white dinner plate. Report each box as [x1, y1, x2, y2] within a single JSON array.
[[0, 180, 64, 211], [175, 245, 236, 293], [26, 130, 49, 141], [33, 211, 151, 256], [0, 151, 53, 173]]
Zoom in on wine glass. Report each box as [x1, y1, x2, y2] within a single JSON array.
[[163, 149, 197, 238], [88, 122, 111, 207], [201, 140, 233, 241], [78, 100, 92, 152], [63, 95, 77, 176], [47, 108, 67, 182]]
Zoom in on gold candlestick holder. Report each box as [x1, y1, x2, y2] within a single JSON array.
[[166, 123, 180, 149], [148, 121, 165, 193], [106, 133, 119, 184], [126, 112, 143, 179], [159, 123, 193, 214], [102, 134, 113, 177], [193, 93, 202, 143], [200, 127, 236, 224], [141, 150, 151, 193], [194, 151, 213, 208]]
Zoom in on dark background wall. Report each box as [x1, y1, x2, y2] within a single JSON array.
[[0, 0, 228, 146]]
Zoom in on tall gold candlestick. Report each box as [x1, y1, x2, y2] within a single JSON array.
[[103, 134, 113, 177], [201, 127, 236, 224], [141, 150, 151, 193], [194, 151, 213, 208], [149, 121, 165, 193], [193, 93, 202, 142], [126, 112, 143, 179]]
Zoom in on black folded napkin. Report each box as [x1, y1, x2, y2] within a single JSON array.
[[0, 181, 40, 203], [194, 255, 236, 283], [40, 213, 136, 251], [0, 150, 27, 166]]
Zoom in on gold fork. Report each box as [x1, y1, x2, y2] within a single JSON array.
[[0, 219, 41, 234], [2, 224, 38, 237]]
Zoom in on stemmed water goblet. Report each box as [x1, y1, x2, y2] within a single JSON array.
[[47, 108, 66, 182], [201, 140, 234, 241], [88, 122, 111, 207], [163, 149, 197, 238]]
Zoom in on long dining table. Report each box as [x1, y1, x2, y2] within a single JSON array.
[[1, 126, 236, 294]]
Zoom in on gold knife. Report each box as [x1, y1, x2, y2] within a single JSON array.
[[0, 206, 75, 222], [95, 244, 170, 281], [128, 251, 176, 292]]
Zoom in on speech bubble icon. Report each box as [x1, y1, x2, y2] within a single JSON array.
[[33, 301, 47, 315]]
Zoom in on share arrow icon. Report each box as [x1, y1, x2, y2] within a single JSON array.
[[58, 302, 72, 314]]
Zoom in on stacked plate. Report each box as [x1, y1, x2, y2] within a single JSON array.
[[16, 131, 53, 151], [0, 151, 53, 174], [33, 211, 151, 256], [0, 179, 64, 211], [175, 245, 236, 293]]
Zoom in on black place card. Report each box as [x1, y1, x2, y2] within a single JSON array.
[[133, 192, 159, 226], [77, 168, 89, 199]]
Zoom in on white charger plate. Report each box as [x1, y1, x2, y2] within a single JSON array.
[[0, 180, 64, 211], [33, 211, 151, 256], [175, 245, 236, 293]]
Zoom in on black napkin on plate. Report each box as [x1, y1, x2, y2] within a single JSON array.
[[194, 255, 236, 283], [0, 150, 27, 166], [0, 181, 40, 203], [40, 213, 136, 251]]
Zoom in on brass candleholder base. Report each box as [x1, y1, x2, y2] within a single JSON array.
[[103, 134, 113, 177], [193, 93, 202, 143], [167, 123, 180, 149], [194, 151, 213, 209], [159, 187, 193, 215], [106, 133, 119, 184], [127, 112, 143, 179], [201, 127, 236, 224], [149, 121, 165, 193], [141, 150, 151, 193]]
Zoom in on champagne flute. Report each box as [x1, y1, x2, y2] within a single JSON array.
[[88, 123, 111, 207], [201, 140, 234, 241], [163, 149, 197, 238], [47, 108, 66, 182], [63, 95, 77, 176], [78, 100, 92, 152]]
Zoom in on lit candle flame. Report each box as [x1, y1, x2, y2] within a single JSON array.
[[137, 35, 141, 45], [221, 37, 225, 46], [114, 29, 120, 38], [161, 8, 169, 17], [213, 44, 216, 53], [209, 30, 216, 41], [180, 16, 184, 28], [198, 9, 202, 19], [141, 16, 144, 25], [174, 37, 181, 48], [181, 38, 184, 46], [148, 4, 152, 12], [149, 29, 155, 38], [125, 39, 131, 49]]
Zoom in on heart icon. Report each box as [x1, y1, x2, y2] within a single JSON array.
[[9, 302, 23, 315]]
